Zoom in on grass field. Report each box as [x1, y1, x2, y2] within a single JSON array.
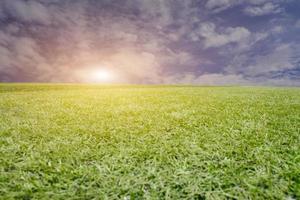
[[0, 84, 299, 199]]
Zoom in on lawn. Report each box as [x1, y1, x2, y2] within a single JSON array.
[[0, 84, 299, 199]]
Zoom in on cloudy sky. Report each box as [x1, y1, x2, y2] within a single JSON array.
[[0, 0, 300, 85]]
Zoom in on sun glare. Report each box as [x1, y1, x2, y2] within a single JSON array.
[[92, 69, 113, 82]]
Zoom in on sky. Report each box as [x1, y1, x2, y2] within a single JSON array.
[[0, 0, 300, 85]]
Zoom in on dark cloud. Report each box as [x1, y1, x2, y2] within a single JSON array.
[[0, 0, 299, 85]]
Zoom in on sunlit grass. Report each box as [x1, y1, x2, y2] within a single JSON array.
[[0, 84, 299, 199]]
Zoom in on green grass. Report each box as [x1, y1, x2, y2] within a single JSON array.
[[0, 84, 299, 199]]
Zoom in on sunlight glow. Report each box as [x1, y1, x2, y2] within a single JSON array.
[[91, 69, 113, 82]]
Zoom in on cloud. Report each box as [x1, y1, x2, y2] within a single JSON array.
[[205, 0, 286, 15], [243, 44, 297, 76], [0, 28, 53, 81], [192, 73, 250, 85], [244, 3, 283, 16], [163, 72, 300, 86], [12, 37, 49, 73], [162, 72, 250, 85], [191, 23, 251, 48], [0, 0, 298, 85], [295, 20, 300, 29], [106, 50, 162, 83], [1, 0, 51, 24], [0, 0, 201, 83], [226, 43, 300, 81], [271, 26, 284, 34], [205, 0, 242, 12]]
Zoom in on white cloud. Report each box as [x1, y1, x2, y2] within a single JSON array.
[[206, 0, 286, 15], [244, 2, 283, 16], [244, 44, 295, 76], [162, 72, 249, 85], [205, 0, 242, 12], [226, 43, 300, 81], [226, 31, 268, 54], [192, 23, 251, 48], [163, 72, 300, 86], [271, 26, 284, 33], [247, 0, 273, 5], [205, 0, 269, 12], [193, 73, 250, 85], [295, 20, 300, 29], [128, 0, 196, 28]]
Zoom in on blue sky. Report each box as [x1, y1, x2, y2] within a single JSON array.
[[0, 0, 299, 85]]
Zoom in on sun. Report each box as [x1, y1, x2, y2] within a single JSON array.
[[92, 69, 113, 82]]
